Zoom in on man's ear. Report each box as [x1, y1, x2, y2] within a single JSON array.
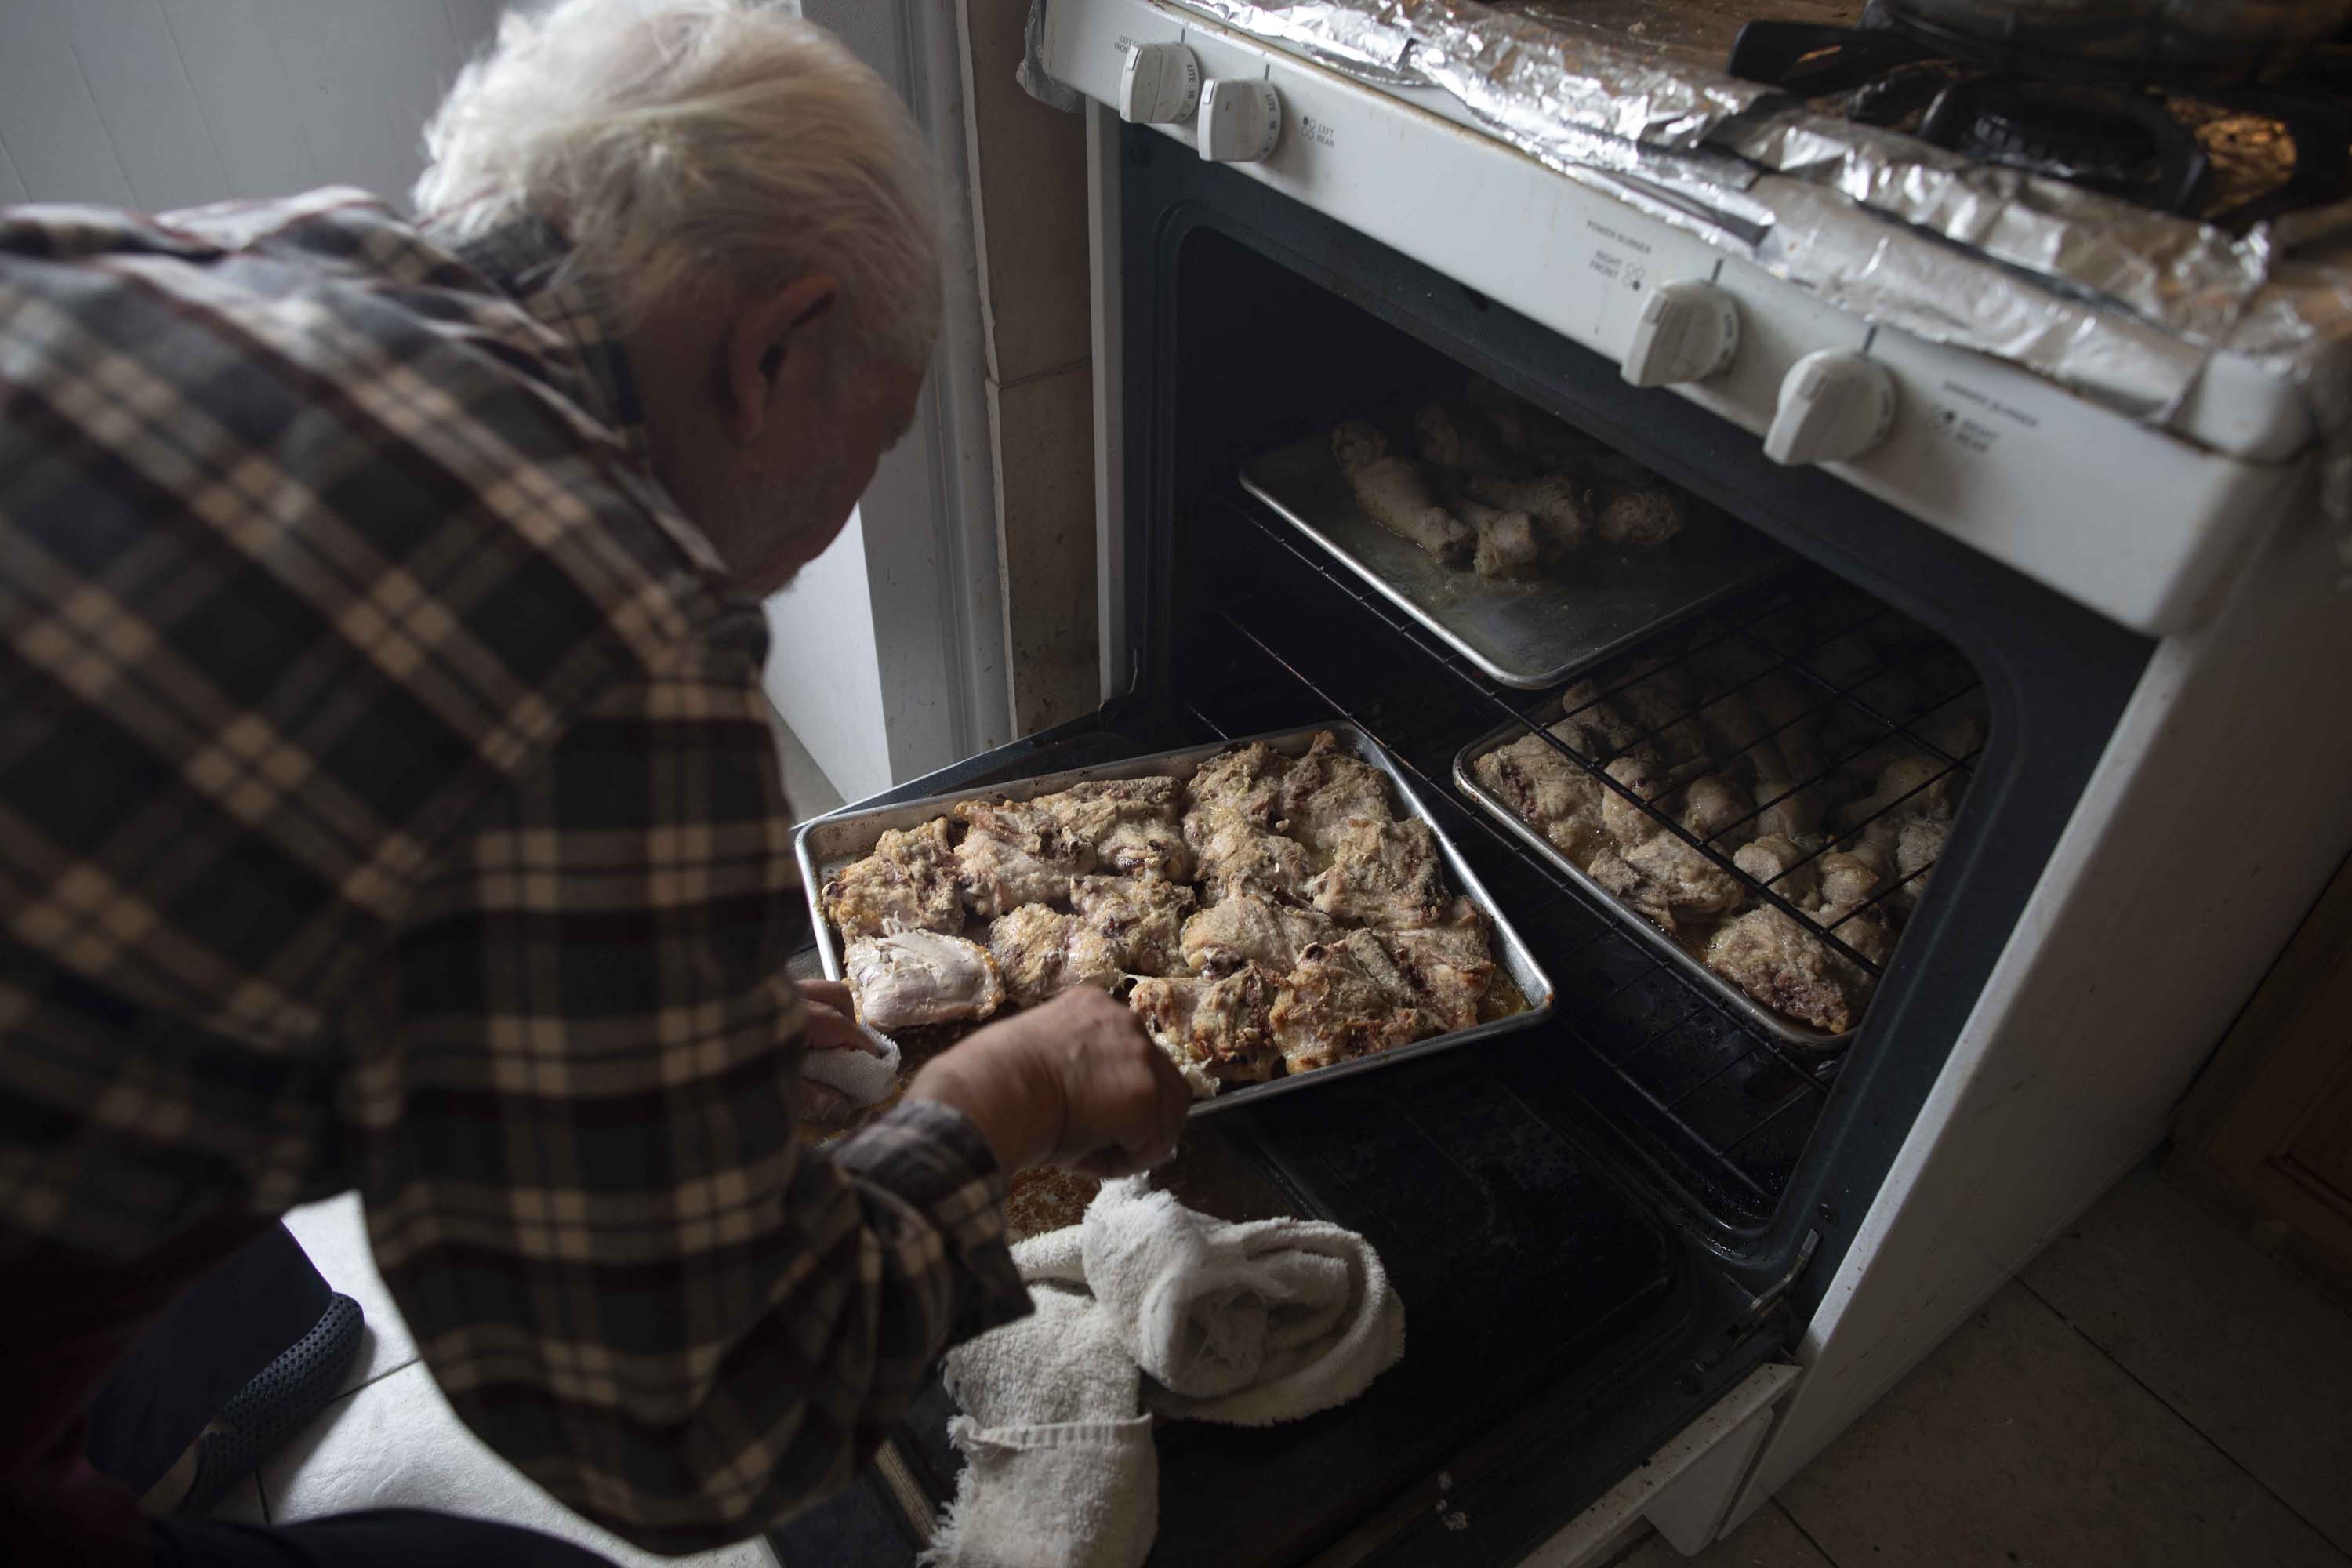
[[723, 274, 840, 446]]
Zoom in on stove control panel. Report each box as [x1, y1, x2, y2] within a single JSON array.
[[1620, 280, 1740, 389], [1118, 42, 1200, 125], [1198, 78, 1283, 161], [1765, 350, 1897, 467]]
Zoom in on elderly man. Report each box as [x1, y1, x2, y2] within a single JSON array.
[[0, 2, 1189, 1563]]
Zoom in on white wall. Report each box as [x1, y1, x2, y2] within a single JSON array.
[[762, 513, 896, 802], [0, 0, 506, 212]]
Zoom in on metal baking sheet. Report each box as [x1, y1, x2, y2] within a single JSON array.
[[795, 722, 1558, 1116], [1454, 718, 1853, 1051], [1240, 434, 1788, 691]]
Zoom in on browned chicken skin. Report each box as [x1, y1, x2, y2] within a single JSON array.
[[1271, 931, 1436, 1073], [1276, 731, 1393, 851], [986, 904, 1124, 1007], [1131, 962, 1285, 1094], [822, 817, 966, 940], [1311, 816, 1452, 929], [1180, 894, 1339, 976], [1070, 873, 1196, 976], [1470, 730, 1606, 859]]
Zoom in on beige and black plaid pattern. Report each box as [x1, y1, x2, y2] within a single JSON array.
[[0, 193, 1028, 1552]]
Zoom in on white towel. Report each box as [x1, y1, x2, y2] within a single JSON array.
[[800, 1024, 901, 1108], [923, 1178, 1405, 1568]]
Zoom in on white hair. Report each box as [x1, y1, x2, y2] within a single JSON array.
[[416, 0, 940, 371]]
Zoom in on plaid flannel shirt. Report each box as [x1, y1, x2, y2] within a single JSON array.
[[0, 190, 1028, 1551]]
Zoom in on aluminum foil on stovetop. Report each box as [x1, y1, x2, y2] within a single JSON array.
[[1028, 0, 2352, 563]]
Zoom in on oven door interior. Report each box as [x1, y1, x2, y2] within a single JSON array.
[[775, 132, 2152, 1566]]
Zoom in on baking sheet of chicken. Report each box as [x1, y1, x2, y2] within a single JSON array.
[[1241, 381, 1787, 689], [1455, 602, 1984, 1049], [795, 724, 1556, 1116]]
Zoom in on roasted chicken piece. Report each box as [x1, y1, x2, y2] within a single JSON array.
[[1471, 731, 1606, 860], [953, 798, 1095, 917], [1025, 775, 1181, 838], [1454, 495, 1547, 579], [1600, 754, 1668, 850], [1331, 419, 1474, 568], [1835, 753, 1955, 833], [1414, 401, 1526, 479], [1276, 731, 1392, 851], [986, 903, 1124, 1007], [1130, 962, 1284, 1096], [1732, 833, 1822, 907], [1704, 908, 1864, 1035], [1615, 660, 1706, 768], [1180, 893, 1339, 976], [1270, 931, 1435, 1073], [1094, 817, 1192, 882], [1551, 679, 1646, 760], [1310, 816, 1451, 929], [822, 818, 965, 940], [1185, 740, 1292, 826], [1678, 772, 1755, 844], [1595, 487, 1685, 546], [1186, 805, 1316, 906], [1070, 873, 1195, 976], [1889, 816, 1948, 913], [1587, 832, 1744, 932], [1377, 899, 1494, 1033], [1465, 472, 1590, 554], [843, 930, 1005, 1032]]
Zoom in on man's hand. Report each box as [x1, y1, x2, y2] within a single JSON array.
[[907, 986, 1191, 1177], [797, 979, 891, 1124]]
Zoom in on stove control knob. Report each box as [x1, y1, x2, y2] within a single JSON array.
[[1198, 78, 1283, 162], [1118, 42, 1200, 125], [1765, 350, 1896, 466], [1621, 280, 1740, 389]]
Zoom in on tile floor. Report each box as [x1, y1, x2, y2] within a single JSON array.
[[209, 1163, 2351, 1566], [1608, 1166, 2352, 1568]]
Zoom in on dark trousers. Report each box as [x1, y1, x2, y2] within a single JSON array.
[[86, 1223, 615, 1566]]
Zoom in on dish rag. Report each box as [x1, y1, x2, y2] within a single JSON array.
[[799, 1023, 902, 1108], [922, 1178, 1406, 1568]]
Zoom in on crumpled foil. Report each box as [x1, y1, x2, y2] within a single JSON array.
[[1022, 0, 2352, 571]]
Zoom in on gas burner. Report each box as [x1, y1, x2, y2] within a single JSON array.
[[1918, 81, 2211, 212], [1726, 2, 2352, 228]]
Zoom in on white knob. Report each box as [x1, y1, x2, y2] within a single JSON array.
[[1119, 42, 1200, 125], [1621, 280, 1740, 389], [1764, 350, 1896, 466], [1198, 79, 1282, 162]]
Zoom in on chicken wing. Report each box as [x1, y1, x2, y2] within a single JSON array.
[[1733, 832, 1822, 907], [1130, 962, 1284, 1096], [1552, 679, 1647, 760], [1180, 893, 1338, 976], [1070, 873, 1196, 976], [844, 929, 1005, 1031], [1678, 772, 1755, 844], [986, 903, 1125, 1007], [1276, 731, 1392, 851], [1270, 931, 1435, 1073], [1310, 816, 1451, 929], [822, 817, 966, 940], [1468, 504, 1545, 579], [1331, 419, 1475, 568], [1600, 753, 1669, 850], [1413, 401, 1526, 479], [1465, 472, 1590, 554], [1472, 731, 1606, 859]]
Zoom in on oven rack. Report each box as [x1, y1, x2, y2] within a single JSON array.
[[1221, 487, 1988, 978], [1189, 502, 1851, 1218]]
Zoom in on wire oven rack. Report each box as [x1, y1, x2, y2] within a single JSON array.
[[1188, 486, 1989, 1226]]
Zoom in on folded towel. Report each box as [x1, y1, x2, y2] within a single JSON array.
[[923, 1178, 1404, 1568], [800, 1025, 901, 1108]]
